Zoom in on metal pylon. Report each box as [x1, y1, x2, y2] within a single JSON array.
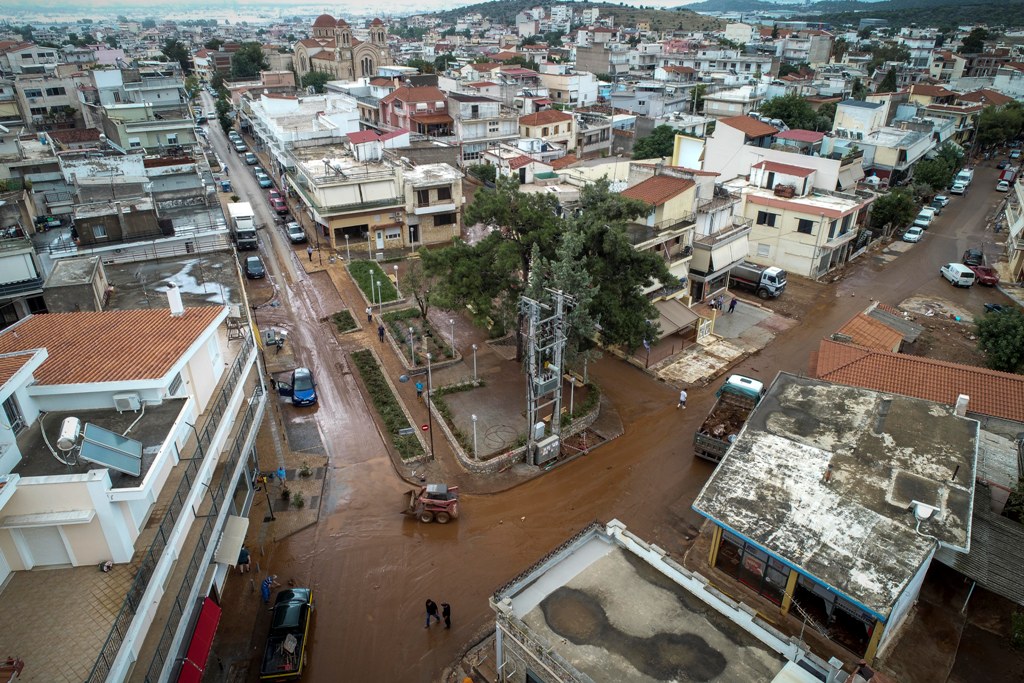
[[521, 289, 573, 451]]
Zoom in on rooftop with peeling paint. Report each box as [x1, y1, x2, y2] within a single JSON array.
[[692, 373, 978, 618]]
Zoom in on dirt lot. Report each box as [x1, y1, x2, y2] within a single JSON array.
[[898, 296, 988, 368], [756, 273, 831, 320]]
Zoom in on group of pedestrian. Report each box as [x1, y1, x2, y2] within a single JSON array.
[[707, 295, 739, 314], [425, 599, 451, 629]]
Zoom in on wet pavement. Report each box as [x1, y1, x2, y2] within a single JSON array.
[[200, 105, 1022, 683]]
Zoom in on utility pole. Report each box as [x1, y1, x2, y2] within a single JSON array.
[[521, 289, 573, 466]]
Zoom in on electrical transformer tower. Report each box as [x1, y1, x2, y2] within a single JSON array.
[[521, 289, 574, 466]]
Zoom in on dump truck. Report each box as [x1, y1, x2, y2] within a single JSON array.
[[228, 202, 258, 250], [402, 484, 459, 524], [728, 261, 787, 299], [693, 375, 765, 463], [260, 588, 314, 681]]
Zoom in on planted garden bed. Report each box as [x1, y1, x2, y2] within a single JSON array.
[[350, 349, 422, 461], [383, 308, 456, 365], [349, 261, 398, 304]]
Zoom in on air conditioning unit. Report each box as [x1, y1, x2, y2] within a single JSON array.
[[113, 393, 142, 413]]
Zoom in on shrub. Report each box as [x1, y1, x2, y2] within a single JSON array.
[[331, 310, 357, 333], [291, 492, 305, 508], [350, 350, 423, 461]]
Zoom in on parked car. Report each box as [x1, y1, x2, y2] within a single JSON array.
[[967, 264, 1000, 286], [244, 152, 258, 165], [940, 263, 976, 287], [928, 199, 943, 214], [997, 180, 1011, 192], [984, 303, 1011, 314], [268, 189, 282, 202], [234, 142, 247, 154], [997, 160, 1009, 170], [902, 227, 924, 243], [1012, 150, 1022, 160], [950, 182, 968, 195], [913, 207, 937, 229], [932, 194, 949, 207], [270, 196, 288, 214], [245, 256, 266, 279], [962, 248, 984, 266], [277, 367, 318, 406], [194, 114, 207, 124], [256, 173, 273, 189], [285, 221, 307, 243]]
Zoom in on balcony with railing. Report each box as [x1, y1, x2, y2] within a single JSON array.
[[627, 212, 696, 249], [694, 216, 752, 250]]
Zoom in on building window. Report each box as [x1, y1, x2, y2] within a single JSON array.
[[755, 211, 778, 227], [797, 218, 815, 235], [45, 86, 65, 96], [24, 88, 42, 98], [757, 243, 771, 257], [167, 134, 178, 145], [437, 186, 452, 201], [385, 226, 401, 240], [29, 107, 46, 116], [434, 212, 457, 226], [828, 219, 838, 239], [168, 372, 184, 396], [416, 189, 430, 207], [542, 127, 549, 136], [716, 529, 790, 606], [841, 214, 853, 234], [94, 225, 107, 238], [2, 395, 25, 435]]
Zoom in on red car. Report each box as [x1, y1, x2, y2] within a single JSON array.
[[270, 196, 288, 214], [268, 189, 282, 202]]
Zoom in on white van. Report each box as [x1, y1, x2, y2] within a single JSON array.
[[940, 263, 976, 287], [914, 207, 937, 228]]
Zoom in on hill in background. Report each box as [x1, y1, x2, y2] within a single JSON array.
[[426, 0, 724, 32]]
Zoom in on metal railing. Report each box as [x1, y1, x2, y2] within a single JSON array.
[[0, 277, 43, 297], [86, 333, 255, 683], [143, 384, 265, 682]]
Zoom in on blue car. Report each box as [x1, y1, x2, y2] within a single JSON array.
[[287, 367, 317, 406]]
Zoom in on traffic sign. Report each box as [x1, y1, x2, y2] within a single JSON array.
[[421, 424, 429, 431]]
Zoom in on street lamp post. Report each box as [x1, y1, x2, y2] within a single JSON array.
[[472, 414, 478, 459], [449, 318, 455, 356], [370, 278, 376, 310], [377, 279, 383, 314], [471, 343, 478, 382], [344, 234, 351, 261], [408, 326, 415, 365], [426, 352, 434, 459], [394, 264, 400, 299]]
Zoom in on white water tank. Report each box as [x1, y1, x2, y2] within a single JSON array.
[[167, 283, 184, 316], [57, 417, 81, 451]]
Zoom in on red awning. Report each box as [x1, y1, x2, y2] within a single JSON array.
[[176, 597, 222, 683], [410, 113, 453, 125]]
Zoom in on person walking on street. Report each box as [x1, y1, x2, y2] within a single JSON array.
[[237, 547, 251, 573], [307, 245, 314, 262], [378, 324, 385, 343], [415, 381, 423, 399], [715, 294, 725, 311], [677, 388, 687, 409], [728, 297, 738, 314], [441, 602, 451, 629], [425, 599, 441, 628], [366, 306, 372, 323], [261, 574, 280, 603]]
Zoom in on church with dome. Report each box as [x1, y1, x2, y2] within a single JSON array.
[[294, 15, 392, 82]]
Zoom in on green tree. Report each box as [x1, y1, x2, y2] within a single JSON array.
[[105, 35, 119, 48], [693, 83, 707, 113], [778, 62, 808, 78], [832, 37, 849, 63], [869, 189, 917, 237], [759, 93, 834, 131], [632, 125, 677, 159], [301, 71, 331, 93], [161, 38, 191, 72], [868, 43, 910, 76], [142, 18, 156, 29], [210, 72, 226, 93], [876, 68, 899, 94], [851, 78, 868, 100], [977, 308, 1024, 373], [505, 55, 540, 71], [117, 15, 128, 22], [467, 164, 496, 183], [205, 38, 224, 51], [215, 96, 233, 134], [400, 259, 437, 319], [543, 31, 564, 47], [231, 42, 268, 79], [977, 103, 1024, 148], [403, 58, 435, 74], [958, 27, 989, 54], [914, 158, 955, 191], [184, 75, 200, 98], [434, 53, 457, 72], [857, 27, 873, 41]]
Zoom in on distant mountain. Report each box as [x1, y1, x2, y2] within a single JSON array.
[[680, 0, 1003, 12], [427, 0, 713, 28]]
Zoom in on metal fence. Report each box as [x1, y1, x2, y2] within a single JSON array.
[[86, 332, 255, 683]]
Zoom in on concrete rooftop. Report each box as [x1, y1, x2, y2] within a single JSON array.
[[494, 521, 831, 682], [693, 373, 978, 618]]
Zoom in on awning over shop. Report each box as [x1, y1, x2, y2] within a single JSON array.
[[176, 597, 222, 683], [653, 298, 699, 339], [410, 113, 453, 125], [214, 515, 249, 567]]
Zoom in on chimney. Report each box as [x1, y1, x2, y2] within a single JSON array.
[[954, 394, 969, 417], [166, 282, 184, 317]]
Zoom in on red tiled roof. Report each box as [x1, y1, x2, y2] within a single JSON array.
[[0, 308, 225, 386], [719, 115, 778, 138], [369, 77, 393, 86], [507, 155, 535, 170], [0, 351, 38, 389], [814, 339, 1024, 423], [466, 81, 497, 88], [48, 128, 102, 144], [313, 13, 336, 27], [776, 129, 825, 143], [380, 129, 408, 141], [620, 175, 695, 206], [0, 41, 33, 55], [492, 51, 518, 61], [549, 154, 578, 170], [381, 86, 446, 104], [519, 109, 572, 126], [347, 130, 380, 144], [835, 314, 903, 352], [298, 38, 324, 48], [663, 65, 695, 74], [958, 89, 1013, 106], [752, 160, 815, 177], [910, 84, 957, 98], [468, 62, 500, 72]]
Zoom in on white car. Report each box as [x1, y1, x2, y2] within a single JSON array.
[[902, 227, 924, 242], [950, 182, 967, 195], [933, 195, 949, 207], [940, 263, 975, 287], [997, 180, 1010, 192]]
